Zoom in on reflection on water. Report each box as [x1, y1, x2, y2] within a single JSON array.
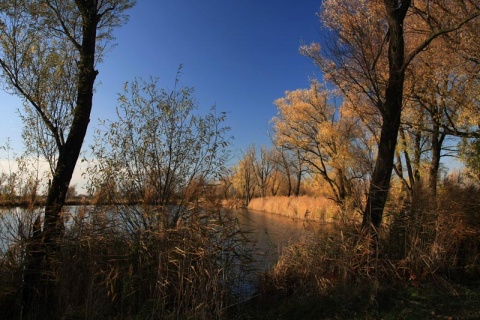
[[0, 206, 44, 252], [234, 208, 316, 272], [1, 206, 317, 296], [232, 208, 320, 296], [0, 206, 316, 265]]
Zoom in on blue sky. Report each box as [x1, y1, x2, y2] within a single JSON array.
[[1, 0, 323, 159]]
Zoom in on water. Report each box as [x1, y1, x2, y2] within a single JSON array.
[[0, 205, 315, 261], [0, 205, 317, 296], [230, 208, 319, 297], [234, 208, 316, 272]]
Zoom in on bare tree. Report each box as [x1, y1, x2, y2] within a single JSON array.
[[87, 75, 231, 228]]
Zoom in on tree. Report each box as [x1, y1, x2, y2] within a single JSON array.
[[365, 0, 479, 230], [273, 81, 370, 210], [0, 0, 134, 316], [407, 51, 479, 197], [232, 147, 257, 206], [88, 75, 231, 228], [303, 0, 480, 232], [0, 0, 134, 233], [270, 144, 306, 197], [460, 138, 480, 183], [251, 145, 275, 198], [217, 167, 235, 200]]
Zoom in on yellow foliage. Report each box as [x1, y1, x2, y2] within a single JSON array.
[[247, 195, 360, 224], [273, 81, 372, 207]]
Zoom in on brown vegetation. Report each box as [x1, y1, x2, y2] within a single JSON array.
[[247, 195, 356, 223], [244, 177, 480, 319], [0, 204, 249, 319], [1, 0, 480, 318]]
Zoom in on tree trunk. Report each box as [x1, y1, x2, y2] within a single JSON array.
[[363, 0, 410, 231], [23, 5, 99, 318], [400, 128, 416, 191], [43, 0, 98, 252], [428, 124, 445, 199], [294, 150, 302, 196]]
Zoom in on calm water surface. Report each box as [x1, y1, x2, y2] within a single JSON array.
[[0, 206, 316, 260], [0, 206, 317, 296], [234, 208, 317, 271]]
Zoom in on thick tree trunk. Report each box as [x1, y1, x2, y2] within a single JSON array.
[[363, 106, 402, 229], [362, 0, 410, 231], [43, 7, 98, 241], [22, 5, 99, 318]]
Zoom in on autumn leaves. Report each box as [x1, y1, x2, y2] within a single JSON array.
[[273, 0, 480, 230]]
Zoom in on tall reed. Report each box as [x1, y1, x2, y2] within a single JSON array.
[[257, 178, 480, 315], [247, 196, 355, 223], [0, 203, 251, 319]]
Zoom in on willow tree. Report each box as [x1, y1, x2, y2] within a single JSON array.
[[87, 75, 231, 229], [303, 0, 480, 232], [0, 0, 134, 316], [273, 81, 371, 210], [0, 0, 134, 236], [407, 48, 480, 198]]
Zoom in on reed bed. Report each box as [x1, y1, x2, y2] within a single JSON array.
[[0, 204, 251, 319], [251, 181, 480, 318], [247, 195, 352, 223]]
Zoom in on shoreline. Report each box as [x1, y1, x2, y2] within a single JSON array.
[[247, 195, 356, 223]]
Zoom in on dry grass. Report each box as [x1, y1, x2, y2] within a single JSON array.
[[250, 179, 480, 318], [221, 198, 244, 209], [247, 196, 359, 223], [2, 177, 479, 319], [0, 204, 251, 319]]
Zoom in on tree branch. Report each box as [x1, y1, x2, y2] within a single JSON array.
[[402, 10, 480, 72], [0, 58, 63, 149], [45, 0, 82, 50]]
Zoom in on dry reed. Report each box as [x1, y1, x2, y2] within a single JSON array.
[[0, 204, 251, 319], [257, 179, 480, 313], [247, 195, 356, 223]]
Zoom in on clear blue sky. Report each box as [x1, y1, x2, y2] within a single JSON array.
[[1, 0, 323, 159]]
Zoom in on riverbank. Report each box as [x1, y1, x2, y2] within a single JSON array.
[[236, 279, 480, 319], [247, 195, 352, 223], [0, 197, 92, 207], [240, 187, 480, 319]]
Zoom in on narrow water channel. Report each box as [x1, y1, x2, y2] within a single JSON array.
[[234, 208, 316, 271], [232, 208, 319, 296]]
